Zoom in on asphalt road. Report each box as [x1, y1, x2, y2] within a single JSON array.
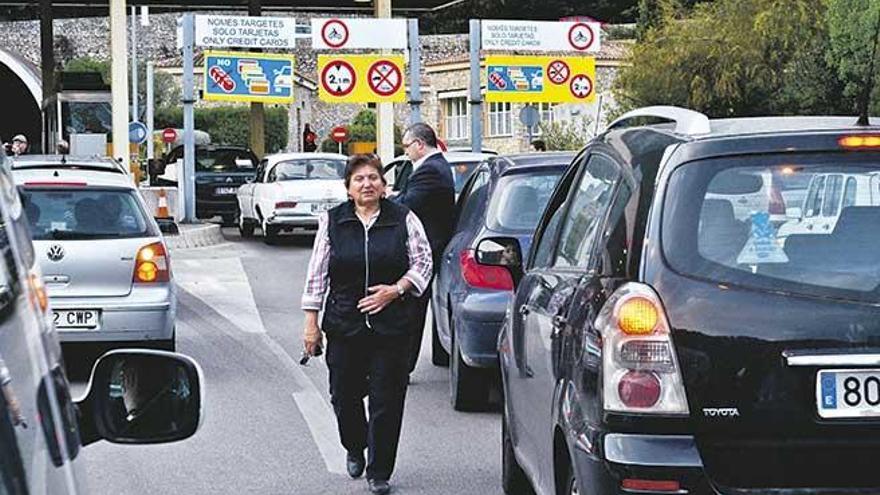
[[74, 227, 504, 495]]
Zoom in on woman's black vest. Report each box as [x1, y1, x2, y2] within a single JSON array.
[[321, 199, 417, 337]]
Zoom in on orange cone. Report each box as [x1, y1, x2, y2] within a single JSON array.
[[157, 188, 170, 218]]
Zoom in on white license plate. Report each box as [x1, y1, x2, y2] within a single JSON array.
[[215, 186, 238, 195], [311, 203, 334, 213], [53, 309, 100, 329], [817, 369, 880, 418]]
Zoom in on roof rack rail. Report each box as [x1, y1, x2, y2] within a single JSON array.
[[606, 106, 711, 136]]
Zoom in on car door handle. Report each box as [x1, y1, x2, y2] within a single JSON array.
[[519, 304, 531, 316]]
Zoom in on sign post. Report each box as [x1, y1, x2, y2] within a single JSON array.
[[181, 13, 196, 223], [407, 19, 422, 125], [469, 19, 482, 154]]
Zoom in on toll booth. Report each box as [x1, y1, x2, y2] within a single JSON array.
[[43, 72, 112, 156]]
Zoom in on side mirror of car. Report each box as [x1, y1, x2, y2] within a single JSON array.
[[476, 237, 524, 289], [76, 350, 203, 446], [786, 207, 803, 219], [155, 217, 179, 235]]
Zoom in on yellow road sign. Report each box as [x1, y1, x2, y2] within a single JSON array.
[[318, 54, 406, 103], [485, 55, 596, 103]]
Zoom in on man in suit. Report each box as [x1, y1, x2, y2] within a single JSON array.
[[395, 123, 455, 374]]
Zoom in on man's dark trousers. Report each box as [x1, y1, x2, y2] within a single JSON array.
[[326, 329, 410, 481]]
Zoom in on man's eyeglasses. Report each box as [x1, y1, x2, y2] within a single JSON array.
[[402, 139, 421, 148]]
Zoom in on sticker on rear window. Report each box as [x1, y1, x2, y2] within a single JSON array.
[[737, 211, 788, 264]]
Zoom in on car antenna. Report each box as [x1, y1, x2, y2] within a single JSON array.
[[857, 9, 880, 126]]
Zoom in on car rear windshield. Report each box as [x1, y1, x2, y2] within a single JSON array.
[[662, 153, 880, 302], [486, 170, 563, 232], [196, 149, 255, 172], [21, 188, 154, 240], [273, 159, 345, 180], [451, 162, 480, 193]]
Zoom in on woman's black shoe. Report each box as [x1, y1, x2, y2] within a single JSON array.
[[367, 478, 391, 494], [346, 451, 365, 479]]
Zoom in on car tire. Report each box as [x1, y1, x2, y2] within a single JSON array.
[[239, 216, 255, 238], [502, 409, 533, 495], [263, 220, 279, 244], [450, 325, 488, 411], [431, 311, 450, 367], [221, 213, 236, 227]]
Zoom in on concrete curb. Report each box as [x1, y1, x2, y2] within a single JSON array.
[[164, 223, 225, 250]]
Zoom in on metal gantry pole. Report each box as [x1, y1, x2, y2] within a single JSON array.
[[110, 0, 130, 170], [407, 19, 422, 126], [468, 19, 482, 153], [130, 5, 138, 121], [146, 61, 155, 160], [181, 13, 196, 223]]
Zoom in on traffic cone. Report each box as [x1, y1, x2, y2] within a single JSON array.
[[157, 188, 170, 219]]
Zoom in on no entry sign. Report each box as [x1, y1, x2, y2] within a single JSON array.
[[317, 55, 406, 103], [330, 126, 350, 143], [162, 128, 178, 144]]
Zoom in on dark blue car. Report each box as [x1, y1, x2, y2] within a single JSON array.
[[431, 152, 574, 411]]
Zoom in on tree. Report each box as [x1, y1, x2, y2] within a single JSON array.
[[615, 0, 835, 117], [826, 0, 880, 123], [538, 116, 594, 150]]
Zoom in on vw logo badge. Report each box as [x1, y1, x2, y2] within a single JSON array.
[[47, 245, 65, 262], [225, 177, 234, 183]]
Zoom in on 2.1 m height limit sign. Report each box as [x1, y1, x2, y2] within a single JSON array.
[[318, 54, 406, 103]]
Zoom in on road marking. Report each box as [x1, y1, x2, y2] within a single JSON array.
[[174, 257, 265, 334]]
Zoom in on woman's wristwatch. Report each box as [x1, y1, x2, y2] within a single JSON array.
[[395, 282, 405, 297]]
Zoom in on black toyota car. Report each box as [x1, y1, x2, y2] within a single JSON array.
[[152, 145, 258, 225], [489, 107, 880, 494]]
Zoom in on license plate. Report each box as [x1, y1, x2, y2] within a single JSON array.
[[215, 186, 238, 195], [817, 369, 880, 418], [311, 203, 334, 213], [53, 309, 100, 329]]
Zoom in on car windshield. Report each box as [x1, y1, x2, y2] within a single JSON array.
[[195, 149, 255, 173], [451, 161, 480, 193], [486, 170, 564, 231], [21, 188, 153, 240], [273, 159, 345, 180], [663, 153, 880, 302]]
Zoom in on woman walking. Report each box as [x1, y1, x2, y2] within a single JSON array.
[[301, 154, 433, 494]]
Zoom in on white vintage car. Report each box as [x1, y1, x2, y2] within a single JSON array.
[[236, 152, 348, 242]]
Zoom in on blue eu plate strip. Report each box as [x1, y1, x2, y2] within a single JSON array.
[[821, 372, 837, 409]]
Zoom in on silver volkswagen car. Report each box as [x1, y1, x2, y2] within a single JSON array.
[[12, 157, 177, 350]]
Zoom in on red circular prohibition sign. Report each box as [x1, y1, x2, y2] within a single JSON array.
[[321, 60, 357, 97], [321, 19, 349, 48], [367, 60, 403, 97], [568, 22, 595, 51], [547, 60, 570, 85]]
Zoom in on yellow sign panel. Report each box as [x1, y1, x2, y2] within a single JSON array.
[[318, 54, 406, 103], [485, 55, 596, 104], [203, 51, 295, 104]]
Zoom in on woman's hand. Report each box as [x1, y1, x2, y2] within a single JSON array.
[[303, 312, 323, 356], [358, 285, 400, 315]]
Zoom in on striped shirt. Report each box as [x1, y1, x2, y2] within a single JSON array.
[[301, 208, 433, 311]]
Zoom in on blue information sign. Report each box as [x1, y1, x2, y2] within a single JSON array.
[[487, 65, 544, 93], [128, 121, 148, 145], [203, 51, 296, 104]]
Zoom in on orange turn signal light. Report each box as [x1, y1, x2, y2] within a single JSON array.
[[839, 135, 880, 148], [617, 297, 659, 335]]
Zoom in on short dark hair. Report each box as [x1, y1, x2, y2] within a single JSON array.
[[344, 154, 386, 189], [404, 122, 438, 148], [531, 139, 546, 151]]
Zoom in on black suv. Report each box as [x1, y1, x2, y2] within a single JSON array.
[[0, 148, 204, 493], [152, 145, 258, 225], [489, 107, 880, 494]]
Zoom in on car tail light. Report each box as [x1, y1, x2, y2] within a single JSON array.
[[621, 479, 681, 492], [133, 242, 170, 283], [597, 282, 689, 415], [839, 135, 880, 148], [459, 249, 513, 291], [275, 201, 298, 209]]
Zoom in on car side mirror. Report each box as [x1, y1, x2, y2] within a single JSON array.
[[76, 350, 203, 446], [476, 237, 524, 289], [155, 217, 179, 234]]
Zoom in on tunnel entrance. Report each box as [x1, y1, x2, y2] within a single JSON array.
[[0, 51, 42, 154]]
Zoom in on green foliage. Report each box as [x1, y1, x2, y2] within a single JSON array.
[[154, 106, 288, 153], [616, 0, 846, 116], [827, 0, 880, 120], [538, 116, 594, 151], [319, 109, 403, 156]]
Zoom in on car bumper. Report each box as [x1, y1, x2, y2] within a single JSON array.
[[196, 197, 238, 216], [454, 291, 511, 368], [267, 214, 321, 229], [572, 433, 710, 495], [51, 285, 176, 343]]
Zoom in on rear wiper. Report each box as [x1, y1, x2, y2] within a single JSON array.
[[48, 229, 109, 240]]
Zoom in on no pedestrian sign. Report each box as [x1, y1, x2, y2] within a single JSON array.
[[481, 20, 601, 53], [485, 55, 596, 103], [318, 55, 406, 103]]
